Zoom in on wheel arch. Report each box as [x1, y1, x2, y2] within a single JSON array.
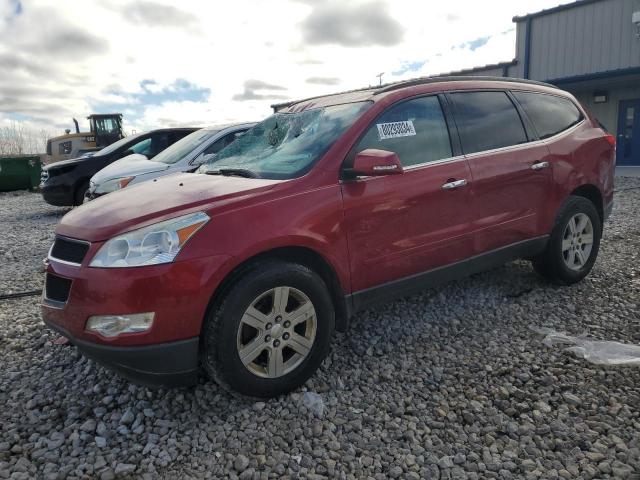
[[204, 246, 351, 333], [569, 184, 603, 225]]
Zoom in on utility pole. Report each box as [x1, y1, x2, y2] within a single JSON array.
[[376, 72, 384, 86]]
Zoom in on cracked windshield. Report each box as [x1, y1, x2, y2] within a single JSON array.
[[201, 101, 371, 179]]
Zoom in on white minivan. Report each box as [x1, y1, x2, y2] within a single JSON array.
[[86, 123, 255, 200]]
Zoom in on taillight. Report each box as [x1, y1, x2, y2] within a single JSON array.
[[604, 133, 616, 148]]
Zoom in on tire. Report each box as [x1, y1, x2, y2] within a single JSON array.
[[74, 180, 89, 206], [532, 195, 602, 285], [201, 260, 335, 398]]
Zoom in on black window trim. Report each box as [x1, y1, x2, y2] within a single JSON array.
[[444, 88, 533, 156], [341, 93, 459, 178], [509, 89, 585, 141]]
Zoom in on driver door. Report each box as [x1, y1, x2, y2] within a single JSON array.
[[340, 95, 475, 298]]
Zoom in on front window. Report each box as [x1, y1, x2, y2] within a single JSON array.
[[154, 129, 218, 165], [201, 102, 371, 179], [352, 96, 452, 167]]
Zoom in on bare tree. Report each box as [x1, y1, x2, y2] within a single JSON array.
[[0, 122, 52, 156]]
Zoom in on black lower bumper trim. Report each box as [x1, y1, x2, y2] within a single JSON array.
[[45, 321, 199, 387]]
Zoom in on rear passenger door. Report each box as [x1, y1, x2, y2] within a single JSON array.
[[447, 91, 553, 254], [341, 95, 475, 294]]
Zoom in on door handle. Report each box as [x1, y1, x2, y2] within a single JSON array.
[[441, 179, 467, 190], [531, 161, 550, 171]]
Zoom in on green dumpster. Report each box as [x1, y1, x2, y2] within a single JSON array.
[[0, 155, 42, 192]]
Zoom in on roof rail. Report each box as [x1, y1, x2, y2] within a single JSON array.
[[373, 75, 558, 94], [271, 85, 377, 112], [272, 75, 558, 112]]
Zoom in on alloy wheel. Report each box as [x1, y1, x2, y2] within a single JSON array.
[[561, 213, 594, 271], [236, 286, 317, 378]]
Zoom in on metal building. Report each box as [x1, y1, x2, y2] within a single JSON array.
[[443, 0, 640, 166]]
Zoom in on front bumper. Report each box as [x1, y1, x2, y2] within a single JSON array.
[[84, 181, 104, 202], [45, 320, 199, 387], [41, 249, 232, 386], [41, 176, 75, 206]]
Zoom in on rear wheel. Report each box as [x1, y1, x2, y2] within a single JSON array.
[[201, 261, 335, 398], [532, 195, 601, 285]]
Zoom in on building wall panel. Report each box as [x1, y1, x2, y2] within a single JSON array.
[[524, 0, 640, 81]]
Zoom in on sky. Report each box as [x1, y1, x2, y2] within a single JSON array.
[[0, 0, 572, 136]]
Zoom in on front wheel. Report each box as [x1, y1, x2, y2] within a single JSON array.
[[201, 261, 335, 398], [532, 195, 602, 285], [74, 181, 90, 206]]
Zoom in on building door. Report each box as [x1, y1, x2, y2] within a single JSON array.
[[617, 99, 640, 166]]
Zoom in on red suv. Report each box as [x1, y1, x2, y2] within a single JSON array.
[[42, 77, 615, 397]]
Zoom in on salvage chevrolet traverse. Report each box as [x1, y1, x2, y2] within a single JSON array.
[[42, 77, 615, 398]]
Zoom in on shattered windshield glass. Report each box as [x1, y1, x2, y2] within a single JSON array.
[[201, 101, 371, 179]]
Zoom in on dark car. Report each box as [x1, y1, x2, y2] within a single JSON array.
[[43, 77, 614, 397], [40, 128, 198, 206]]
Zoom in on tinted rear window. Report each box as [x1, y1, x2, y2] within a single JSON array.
[[449, 91, 528, 155], [513, 92, 583, 139]]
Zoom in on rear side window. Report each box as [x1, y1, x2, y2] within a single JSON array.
[[353, 96, 452, 167], [513, 91, 583, 139], [449, 91, 528, 155]]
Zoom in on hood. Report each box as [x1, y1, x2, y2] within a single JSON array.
[[56, 173, 282, 242], [91, 154, 168, 184]]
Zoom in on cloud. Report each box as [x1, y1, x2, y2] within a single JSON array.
[[300, 0, 403, 47], [0, 53, 48, 77], [92, 79, 211, 122], [305, 76, 340, 86], [123, 1, 198, 28], [244, 80, 287, 91], [232, 79, 289, 101], [33, 28, 108, 57], [0, 0, 568, 139]]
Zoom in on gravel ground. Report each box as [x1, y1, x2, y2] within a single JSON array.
[[1, 180, 639, 480]]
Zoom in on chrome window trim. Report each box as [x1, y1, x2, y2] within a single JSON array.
[[346, 118, 585, 177], [403, 154, 466, 171], [463, 119, 585, 160], [344, 89, 586, 177], [48, 236, 91, 267]]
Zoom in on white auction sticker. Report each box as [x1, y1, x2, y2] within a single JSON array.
[[376, 120, 416, 140]]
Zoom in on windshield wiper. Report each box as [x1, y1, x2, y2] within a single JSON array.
[[205, 168, 259, 178]]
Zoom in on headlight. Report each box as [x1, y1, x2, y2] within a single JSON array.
[[89, 212, 209, 268], [95, 176, 135, 194]]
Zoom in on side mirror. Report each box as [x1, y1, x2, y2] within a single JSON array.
[[350, 149, 403, 177], [202, 153, 217, 163]]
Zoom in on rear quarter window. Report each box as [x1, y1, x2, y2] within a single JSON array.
[[448, 91, 528, 155], [512, 91, 583, 139]]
